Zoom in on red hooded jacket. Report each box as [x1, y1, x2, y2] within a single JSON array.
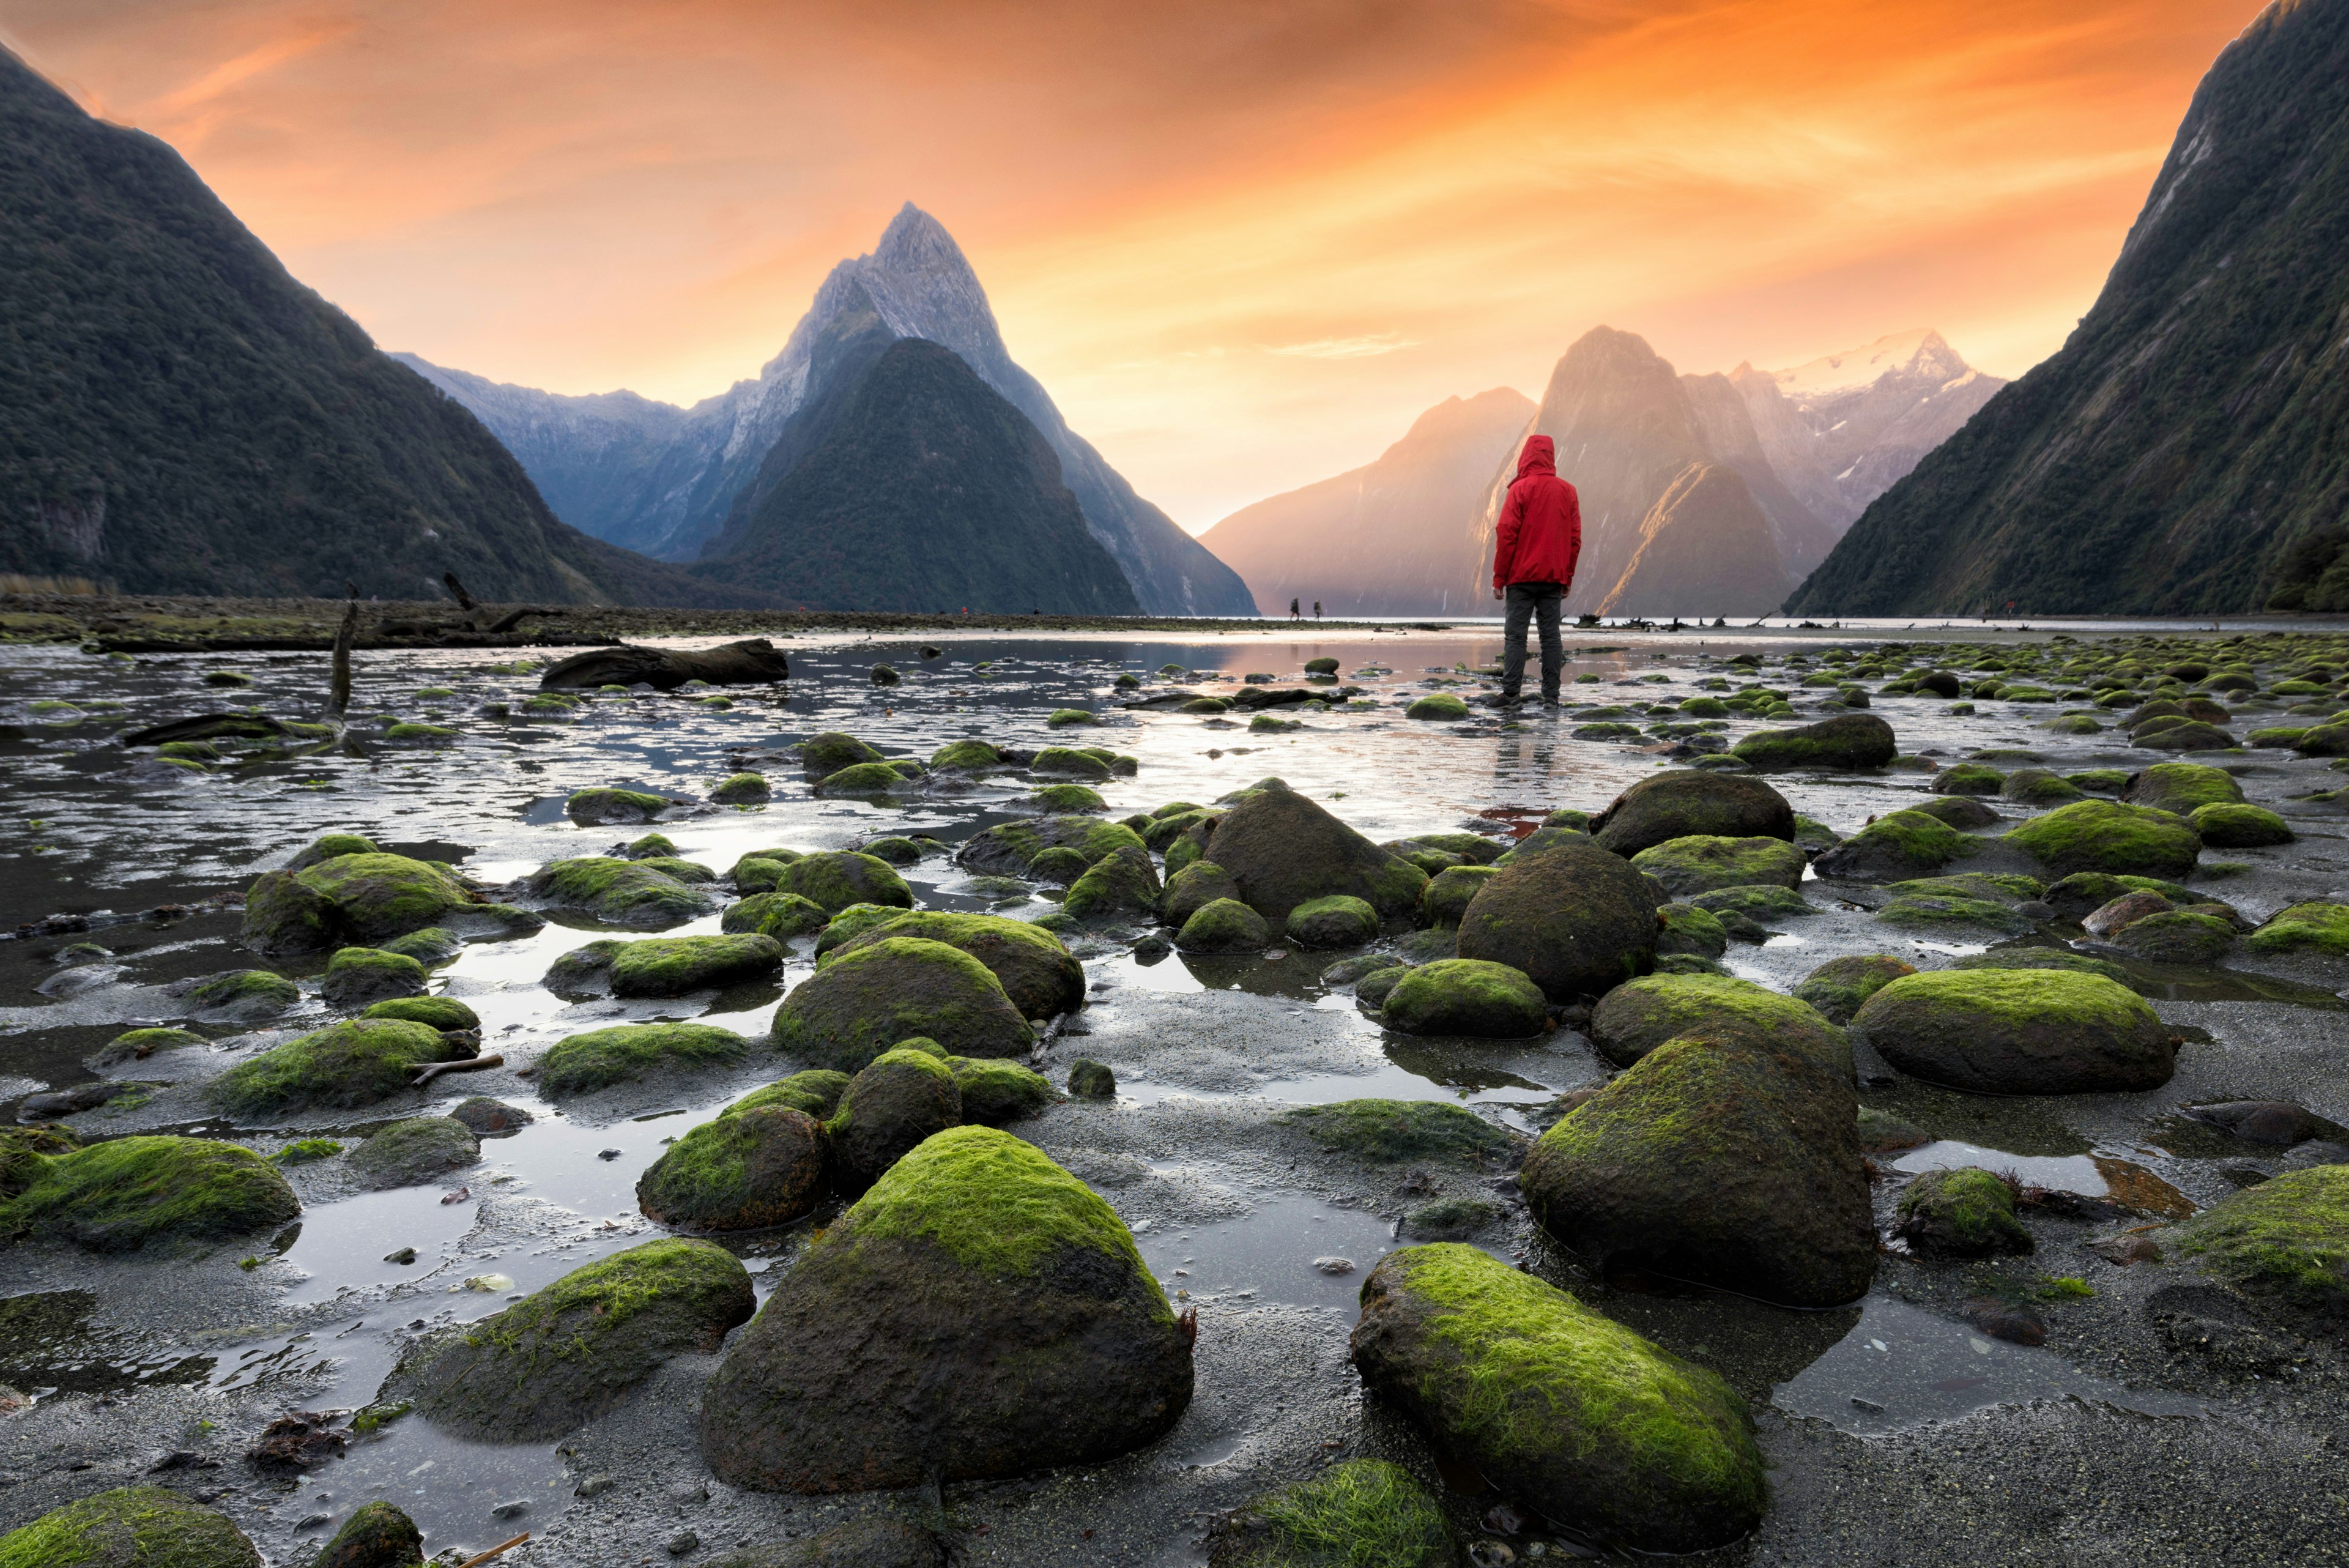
[[1491, 434, 1581, 591]]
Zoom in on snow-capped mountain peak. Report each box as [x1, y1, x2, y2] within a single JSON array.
[[1768, 328, 1956, 401]]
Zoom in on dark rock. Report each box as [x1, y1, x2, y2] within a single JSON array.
[[637, 1105, 828, 1232], [1731, 712, 1896, 771], [1201, 783, 1427, 920], [826, 911, 1084, 1020], [0, 1486, 262, 1566], [1894, 1167, 2032, 1257], [1587, 770, 1795, 856], [540, 640, 790, 691], [1380, 959, 1546, 1038], [774, 937, 1034, 1070], [826, 1047, 963, 1194], [349, 1117, 480, 1189], [310, 1500, 424, 1568], [246, 1410, 344, 1474], [448, 1097, 533, 1137], [1067, 1059, 1116, 1098], [1851, 970, 2176, 1094], [1453, 841, 1660, 1003], [2182, 1101, 2316, 1145], [1793, 954, 1916, 1025]]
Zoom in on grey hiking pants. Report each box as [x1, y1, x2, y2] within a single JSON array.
[[1502, 581, 1565, 700]]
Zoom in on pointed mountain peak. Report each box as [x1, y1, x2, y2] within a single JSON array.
[[870, 202, 973, 275], [1768, 329, 1969, 399]]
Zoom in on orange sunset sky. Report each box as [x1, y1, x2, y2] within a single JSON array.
[[0, 0, 2270, 531]]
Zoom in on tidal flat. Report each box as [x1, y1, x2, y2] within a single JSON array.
[[1, 621, 2345, 1566]]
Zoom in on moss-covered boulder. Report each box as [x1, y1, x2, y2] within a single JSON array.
[[2111, 910, 2236, 964], [609, 934, 787, 997], [1062, 845, 1162, 921], [1379, 959, 1546, 1038], [188, 968, 301, 1023], [524, 857, 715, 927], [1032, 745, 1112, 779], [826, 911, 1082, 1020], [308, 1501, 422, 1568], [242, 852, 478, 956], [1686, 884, 1813, 921], [380, 926, 462, 964], [349, 1117, 480, 1189], [814, 904, 907, 959], [817, 761, 915, 797], [1161, 861, 1242, 927], [722, 891, 831, 942], [1521, 1030, 1874, 1307], [731, 850, 803, 892], [711, 772, 771, 806], [2190, 802, 2293, 847], [1894, 1167, 2032, 1258], [1907, 795, 2002, 829], [1931, 763, 2004, 796], [1792, 955, 1915, 1025], [775, 938, 1034, 1070], [1851, 970, 2175, 1094], [1876, 893, 2032, 937], [1405, 693, 1470, 720], [930, 739, 1003, 771], [385, 1239, 755, 1440], [636, 856, 718, 885], [2005, 800, 2201, 880], [726, 1069, 853, 1121], [0, 1486, 261, 1568], [957, 816, 1144, 878], [2125, 762, 2243, 816], [638, 1105, 828, 1233], [321, 946, 428, 1009], [1279, 1099, 1517, 1165], [2246, 901, 2349, 956], [209, 1019, 470, 1117], [0, 1135, 298, 1251], [1285, 894, 1379, 948], [801, 732, 884, 779], [1349, 1245, 1764, 1552], [826, 1049, 963, 1194], [1589, 972, 1849, 1077], [1066, 1058, 1116, 1099], [948, 1056, 1055, 1124], [2044, 870, 2193, 920], [2175, 1166, 2349, 1326], [1951, 948, 2134, 983], [1212, 1458, 1452, 1567], [91, 1027, 201, 1068], [698, 1127, 1191, 1490], [540, 1023, 751, 1095], [1630, 834, 1806, 896], [1657, 902, 1729, 959], [1731, 712, 1896, 771], [566, 787, 670, 825], [1455, 841, 1660, 1003], [1176, 897, 1271, 954], [1198, 782, 1426, 921], [766, 851, 913, 916], [1589, 771, 1794, 856], [288, 831, 379, 870], [1419, 864, 1500, 927], [1812, 809, 1974, 881]]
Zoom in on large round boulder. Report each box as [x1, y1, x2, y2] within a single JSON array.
[[609, 934, 787, 997], [0, 1134, 299, 1252], [523, 857, 715, 926], [1730, 713, 1896, 771], [0, 1486, 261, 1567], [1792, 954, 1915, 1025], [1629, 835, 1806, 896], [319, 947, 427, 1009], [638, 1105, 829, 1232], [1520, 1030, 1876, 1307], [1285, 894, 1379, 949], [1589, 973, 1849, 1077], [2125, 762, 2243, 816], [349, 1117, 479, 1189], [774, 938, 1033, 1071], [770, 851, 914, 915], [209, 1019, 472, 1118], [2004, 800, 2200, 880], [699, 1127, 1192, 1491], [957, 816, 1144, 878], [1160, 861, 1242, 926], [2175, 1166, 2349, 1328], [242, 852, 478, 956], [1850, 970, 2175, 1093], [539, 1022, 751, 1095], [1200, 782, 1427, 920], [826, 1047, 964, 1194], [1589, 771, 1795, 856], [1811, 809, 1973, 881], [827, 911, 1084, 1020], [1349, 1244, 1764, 1552], [1454, 842, 1660, 1002], [1061, 845, 1162, 921], [384, 1239, 753, 1440], [1176, 897, 1271, 954], [1380, 959, 1546, 1038], [1419, 864, 1499, 927]]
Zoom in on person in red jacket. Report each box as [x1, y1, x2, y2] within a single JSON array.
[[1490, 433, 1581, 705]]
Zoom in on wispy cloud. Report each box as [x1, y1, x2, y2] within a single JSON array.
[[1263, 333, 1420, 359]]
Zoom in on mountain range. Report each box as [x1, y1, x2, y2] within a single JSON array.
[[0, 45, 743, 606], [401, 205, 1255, 617], [1788, 0, 2349, 616]]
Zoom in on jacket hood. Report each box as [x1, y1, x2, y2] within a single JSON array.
[[1515, 434, 1556, 480]]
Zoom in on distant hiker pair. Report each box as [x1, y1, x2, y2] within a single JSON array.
[[1491, 434, 1582, 704]]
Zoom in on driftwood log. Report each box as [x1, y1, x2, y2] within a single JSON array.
[[538, 639, 790, 691]]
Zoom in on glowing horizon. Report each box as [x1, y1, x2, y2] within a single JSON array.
[[0, 0, 2264, 532]]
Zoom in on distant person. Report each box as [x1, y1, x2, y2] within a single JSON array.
[[1290, 597, 1301, 619], [1313, 600, 1321, 619], [1490, 433, 1581, 707]]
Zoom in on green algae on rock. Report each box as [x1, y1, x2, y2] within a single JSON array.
[[1381, 959, 1547, 1038], [1203, 782, 1427, 920], [1931, 762, 2005, 795], [2190, 802, 2293, 847], [210, 1019, 470, 1117], [826, 910, 1084, 1020], [774, 937, 1034, 1070], [637, 1105, 828, 1232], [0, 1485, 262, 1568], [1520, 1030, 1875, 1308], [92, 1027, 202, 1067], [1950, 948, 2135, 984], [1063, 845, 1162, 920], [1279, 1099, 1518, 1165], [385, 1238, 755, 1440], [711, 771, 771, 805], [698, 1126, 1190, 1492], [1656, 902, 1729, 959], [1589, 972, 1849, 1077], [801, 732, 885, 779], [1285, 893, 1379, 949], [0, 1135, 298, 1252], [813, 903, 907, 958], [635, 855, 719, 885], [2005, 800, 2201, 880], [1348, 1245, 1764, 1553], [1213, 1457, 1452, 1567], [827, 1047, 964, 1194], [349, 1116, 480, 1189], [524, 856, 716, 927], [1588, 770, 1794, 856], [1420, 864, 1501, 927], [1792, 954, 1916, 1025], [380, 926, 462, 963], [722, 891, 831, 942], [320, 946, 428, 1008], [2246, 901, 2349, 956], [1907, 795, 2003, 830], [1687, 883, 1814, 919], [1812, 808, 1976, 881], [1895, 1167, 2032, 1258], [288, 831, 380, 870], [2126, 762, 2244, 816], [1353, 966, 1411, 1010], [948, 1055, 1056, 1124], [1178, 897, 1272, 954], [1630, 834, 1806, 896], [308, 1501, 422, 1568], [1876, 894, 2033, 937], [188, 967, 300, 1022], [540, 1022, 751, 1095], [2110, 910, 2237, 964], [242, 852, 480, 955], [608, 934, 786, 997], [1455, 840, 1660, 1002], [2175, 1165, 2349, 1324], [930, 738, 1003, 770], [1162, 861, 1243, 927], [1731, 711, 1896, 771], [1066, 1058, 1116, 1099], [1405, 692, 1471, 719], [957, 815, 1145, 877], [566, 787, 671, 825], [764, 850, 913, 915], [725, 1069, 853, 1121], [817, 761, 917, 796], [1851, 970, 2174, 1094]]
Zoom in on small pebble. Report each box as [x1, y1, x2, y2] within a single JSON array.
[[667, 1528, 700, 1555], [1310, 1256, 1356, 1275], [491, 1499, 529, 1519], [382, 1247, 416, 1265], [574, 1474, 617, 1497], [598, 1148, 623, 1161]]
